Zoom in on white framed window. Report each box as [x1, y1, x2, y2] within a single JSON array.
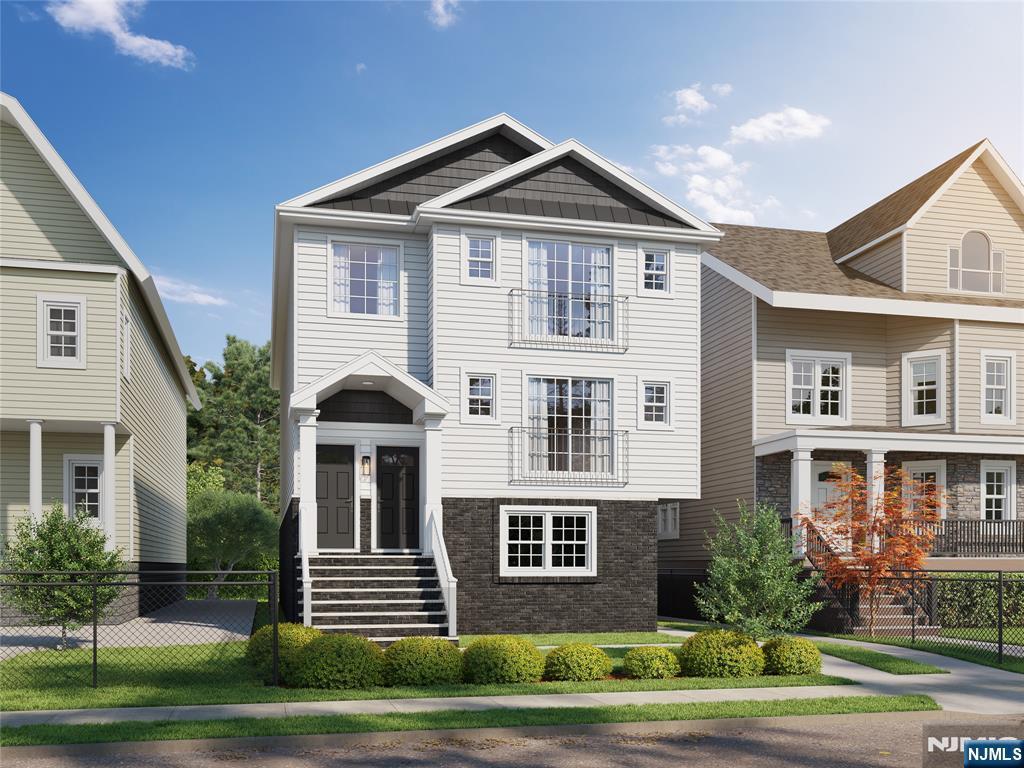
[[329, 239, 401, 318], [902, 460, 947, 518], [981, 350, 1016, 425], [980, 461, 1016, 520], [948, 232, 1004, 293], [37, 294, 87, 369], [656, 502, 679, 540], [785, 350, 852, 426], [461, 371, 499, 423], [526, 376, 613, 475], [63, 454, 103, 523], [499, 505, 597, 576], [638, 245, 671, 296], [461, 230, 500, 285], [121, 311, 132, 381], [638, 379, 671, 429], [525, 238, 614, 340], [901, 350, 947, 426]]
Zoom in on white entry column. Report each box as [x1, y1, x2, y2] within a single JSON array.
[[295, 407, 319, 626], [422, 417, 443, 554], [102, 422, 117, 549], [864, 449, 887, 515], [27, 419, 43, 520], [790, 449, 813, 555]]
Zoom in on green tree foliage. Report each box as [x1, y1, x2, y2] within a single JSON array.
[[187, 490, 277, 597], [695, 502, 822, 639], [2, 504, 126, 649], [187, 337, 279, 509], [186, 462, 225, 504]]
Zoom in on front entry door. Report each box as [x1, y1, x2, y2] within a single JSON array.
[[377, 447, 419, 550], [316, 445, 355, 549], [812, 460, 850, 512]]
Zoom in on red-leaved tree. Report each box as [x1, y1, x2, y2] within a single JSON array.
[[803, 464, 940, 636]]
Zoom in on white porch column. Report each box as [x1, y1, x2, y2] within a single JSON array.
[[27, 419, 43, 520], [295, 408, 319, 626], [864, 449, 887, 515], [101, 423, 117, 548], [790, 449, 813, 555], [421, 417, 443, 554]]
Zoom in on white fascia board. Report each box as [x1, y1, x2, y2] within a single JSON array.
[[833, 226, 906, 264], [422, 139, 719, 234], [753, 428, 1024, 457], [699, 252, 774, 302], [279, 114, 554, 208], [975, 143, 1024, 216], [0, 93, 199, 408], [905, 141, 990, 230], [0, 257, 124, 275], [276, 205, 418, 232]]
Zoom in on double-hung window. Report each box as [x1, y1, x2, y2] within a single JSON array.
[[467, 237, 494, 279], [527, 377, 612, 475], [786, 350, 851, 425], [656, 502, 680, 540], [640, 248, 670, 294], [526, 240, 612, 340], [901, 350, 946, 426], [640, 381, 670, 428], [980, 461, 1016, 520], [948, 232, 1004, 293], [499, 505, 596, 576], [902, 460, 946, 517], [331, 241, 400, 317], [63, 455, 103, 522], [37, 295, 86, 368], [981, 351, 1015, 424], [464, 374, 496, 422]]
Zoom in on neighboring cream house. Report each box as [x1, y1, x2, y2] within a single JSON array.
[[0, 93, 200, 572], [661, 139, 1024, 571], [272, 115, 719, 639]]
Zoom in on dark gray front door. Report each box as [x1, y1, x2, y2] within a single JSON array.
[[377, 447, 419, 550], [316, 445, 355, 549]]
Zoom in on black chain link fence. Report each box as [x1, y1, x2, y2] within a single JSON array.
[[0, 570, 278, 689]]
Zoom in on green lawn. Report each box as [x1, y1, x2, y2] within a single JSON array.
[[0, 642, 852, 712], [939, 627, 1024, 644], [805, 632, 1024, 675], [460, 631, 683, 647], [813, 642, 947, 675], [0, 695, 939, 747]]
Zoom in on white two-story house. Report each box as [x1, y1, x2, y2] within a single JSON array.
[[271, 115, 719, 639], [660, 139, 1024, 576]]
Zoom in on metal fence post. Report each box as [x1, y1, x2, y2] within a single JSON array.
[[91, 583, 98, 689], [997, 571, 1004, 665], [910, 571, 916, 645], [270, 571, 280, 686]]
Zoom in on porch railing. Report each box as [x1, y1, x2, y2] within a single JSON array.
[[426, 512, 457, 639], [508, 289, 629, 351], [509, 427, 629, 486], [911, 519, 1024, 557]]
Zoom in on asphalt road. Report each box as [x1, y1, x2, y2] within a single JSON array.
[[7, 711, 1023, 768]]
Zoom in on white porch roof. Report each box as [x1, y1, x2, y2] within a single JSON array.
[[753, 429, 1023, 457]]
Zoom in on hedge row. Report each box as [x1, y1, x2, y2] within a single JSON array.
[[934, 573, 1024, 629]]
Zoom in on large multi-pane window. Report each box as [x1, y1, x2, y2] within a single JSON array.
[[787, 351, 850, 424], [982, 353, 1014, 424], [902, 351, 945, 425], [500, 506, 596, 576], [526, 240, 612, 339], [948, 232, 1004, 293], [38, 295, 86, 368], [331, 242, 399, 316], [980, 462, 1016, 521], [527, 377, 612, 475]]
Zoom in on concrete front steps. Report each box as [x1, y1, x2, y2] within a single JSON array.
[[850, 592, 941, 637], [301, 554, 453, 645]]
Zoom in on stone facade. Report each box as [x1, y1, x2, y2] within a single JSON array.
[[443, 497, 657, 634]]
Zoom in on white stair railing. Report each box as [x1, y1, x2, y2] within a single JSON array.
[[426, 511, 457, 638]]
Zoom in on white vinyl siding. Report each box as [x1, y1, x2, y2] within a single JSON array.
[[957, 322, 1024, 436], [847, 235, 902, 289]]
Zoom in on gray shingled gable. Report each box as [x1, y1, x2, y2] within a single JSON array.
[[446, 157, 692, 229]]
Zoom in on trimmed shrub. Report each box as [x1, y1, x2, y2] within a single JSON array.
[[295, 633, 385, 689], [762, 636, 822, 676], [543, 644, 613, 682], [622, 646, 681, 679], [383, 637, 463, 686], [462, 636, 544, 684], [246, 622, 322, 685], [676, 629, 765, 678]]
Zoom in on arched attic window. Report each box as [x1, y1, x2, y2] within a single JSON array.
[[949, 231, 1004, 293]]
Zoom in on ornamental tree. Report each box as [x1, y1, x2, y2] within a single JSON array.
[[187, 490, 276, 598]]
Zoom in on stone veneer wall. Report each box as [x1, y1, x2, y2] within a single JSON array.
[[443, 497, 657, 634]]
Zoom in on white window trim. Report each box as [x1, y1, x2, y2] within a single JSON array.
[[656, 502, 680, 540], [785, 349, 853, 426], [498, 505, 597, 577], [980, 460, 1016, 520], [637, 243, 673, 298], [326, 235, 404, 321], [519, 232, 617, 291], [980, 349, 1016, 426], [460, 369, 500, 425], [901, 349, 947, 426], [460, 228, 501, 287], [37, 294, 87, 369], [947, 233, 1005, 296], [902, 459, 947, 519], [636, 376, 673, 431], [63, 454, 105, 524]]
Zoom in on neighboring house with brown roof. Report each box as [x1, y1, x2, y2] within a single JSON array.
[[659, 139, 1024, 574]]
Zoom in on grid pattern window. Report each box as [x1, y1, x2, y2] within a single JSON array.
[[467, 375, 494, 417], [500, 507, 596, 576], [40, 299, 84, 366], [527, 377, 612, 476], [983, 355, 1013, 421], [526, 240, 612, 340], [948, 232, 1004, 293], [903, 461, 946, 517], [981, 465, 1013, 521], [643, 250, 669, 292], [467, 237, 494, 280], [787, 352, 849, 424], [332, 242, 399, 316], [656, 503, 680, 540], [910, 357, 940, 417], [643, 382, 669, 424], [68, 460, 101, 519]]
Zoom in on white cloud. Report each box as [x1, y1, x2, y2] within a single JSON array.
[[427, 0, 460, 28], [14, 3, 41, 22], [154, 275, 229, 307], [46, 0, 194, 69], [662, 83, 713, 126], [355, 62, 367, 74], [710, 83, 733, 97], [728, 106, 831, 145]]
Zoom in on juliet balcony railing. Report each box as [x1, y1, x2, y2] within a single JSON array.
[[508, 289, 629, 352], [509, 427, 629, 487]]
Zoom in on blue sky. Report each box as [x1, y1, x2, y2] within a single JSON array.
[[2, 1, 1021, 365]]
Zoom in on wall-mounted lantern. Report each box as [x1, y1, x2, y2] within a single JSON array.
[[361, 455, 372, 478]]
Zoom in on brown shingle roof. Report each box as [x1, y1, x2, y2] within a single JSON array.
[[825, 140, 985, 260]]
